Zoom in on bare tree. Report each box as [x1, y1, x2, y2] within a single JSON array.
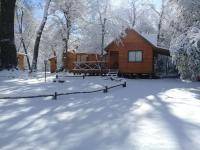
[[100, 15, 107, 57], [51, 0, 84, 68], [129, 0, 138, 28], [147, 0, 165, 46], [96, 0, 110, 57], [31, 0, 51, 72], [16, 6, 31, 71]]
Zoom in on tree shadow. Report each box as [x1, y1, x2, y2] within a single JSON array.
[[145, 93, 200, 150], [0, 78, 200, 150]]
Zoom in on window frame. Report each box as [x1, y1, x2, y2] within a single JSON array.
[[128, 50, 143, 63]]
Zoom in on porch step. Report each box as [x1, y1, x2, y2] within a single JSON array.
[[107, 69, 119, 77]]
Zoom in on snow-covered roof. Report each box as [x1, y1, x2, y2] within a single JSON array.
[[76, 49, 101, 54], [105, 28, 169, 54], [48, 56, 56, 60], [105, 29, 159, 49], [17, 52, 27, 56], [140, 32, 169, 50], [141, 33, 158, 47]]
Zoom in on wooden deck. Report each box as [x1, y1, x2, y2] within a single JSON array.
[[71, 61, 109, 75]]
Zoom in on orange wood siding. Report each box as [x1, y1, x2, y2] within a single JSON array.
[[87, 54, 100, 61], [64, 52, 76, 71], [76, 53, 100, 62], [49, 57, 57, 73], [64, 52, 101, 71], [17, 53, 25, 70], [107, 30, 154, 74]]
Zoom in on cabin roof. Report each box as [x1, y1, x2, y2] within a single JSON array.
[[65, 51, 100, 56], [154, 47, 170, 56], [105, 28, 170, 56], [76, 52, 99, 55], [141, 33, 158, 47], [66, 50, 101, 55], [17, 52, 26, 56], [48, 56, 56, 61]]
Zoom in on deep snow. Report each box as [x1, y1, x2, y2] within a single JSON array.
[[0, 71, 200, 150]]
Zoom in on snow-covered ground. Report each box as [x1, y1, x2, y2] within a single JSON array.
[[0, 71, 120, 97], [0, 71, 200, 150]]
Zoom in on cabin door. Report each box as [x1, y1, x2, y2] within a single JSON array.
[[110, 51, 119, 69]]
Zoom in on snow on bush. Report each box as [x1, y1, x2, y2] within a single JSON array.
[[170, 26, 200, 80]]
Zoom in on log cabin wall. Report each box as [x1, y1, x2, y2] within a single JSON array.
[[17, 53, 25, 70], [87, 54, 100, 61], [64, 52, 76, 72], [106, 30, 154, 74], [64, 52, 101, 72], [48, 57, 57, 73], [76, 53, 100, 62]]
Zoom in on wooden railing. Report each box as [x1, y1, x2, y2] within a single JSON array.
[[72, 61, 108, 74]]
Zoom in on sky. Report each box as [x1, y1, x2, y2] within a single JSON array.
[[32, 0, 162, 18], [149, 0, 162, 9]]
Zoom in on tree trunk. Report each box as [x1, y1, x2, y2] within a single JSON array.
[[31, 0, 51, 72], [16, 9, 31, 71], [61, 11, 71, 70], [22, 38, 31, 71], [0, 0, 17, 69], [157, 0, 165, 47], [130, 0, 137, 28], [101, 18, 107, 57]]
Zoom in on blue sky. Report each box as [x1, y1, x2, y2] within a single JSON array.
[[29, 0, 44, 18], [152, 0, 162, 9]]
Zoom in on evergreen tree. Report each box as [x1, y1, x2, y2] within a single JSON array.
[[170, 25, 200, 80], [159, 0, 200, 48]]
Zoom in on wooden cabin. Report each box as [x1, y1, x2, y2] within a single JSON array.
[[63, 51, 108, 74], [17, 52, 25, 70], [63, 51, 76, 71], [105, 28, 170, 76], [48, 56, 57, 73]]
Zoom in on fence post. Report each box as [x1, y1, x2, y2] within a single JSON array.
[[53, 92, 57, 100], [44, 60, 48, 82], [103, 86, 108, 93], [122, 82, 127, 88]]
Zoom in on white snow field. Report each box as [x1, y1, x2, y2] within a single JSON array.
[[0, 71, 200, 150]]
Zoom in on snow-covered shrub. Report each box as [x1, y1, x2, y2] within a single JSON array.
[[170, 26, 200, 80]]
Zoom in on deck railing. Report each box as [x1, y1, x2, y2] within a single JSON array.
[[72, 61, 108, 74]]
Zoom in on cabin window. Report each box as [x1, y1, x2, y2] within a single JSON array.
[[128, 50, 143, 62]]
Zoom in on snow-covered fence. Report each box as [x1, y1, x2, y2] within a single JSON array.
[[0, 94, 55, 100], [0, 82, 127, 100]]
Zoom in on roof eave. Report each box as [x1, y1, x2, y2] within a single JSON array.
[[154, 47, 170, 56]]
